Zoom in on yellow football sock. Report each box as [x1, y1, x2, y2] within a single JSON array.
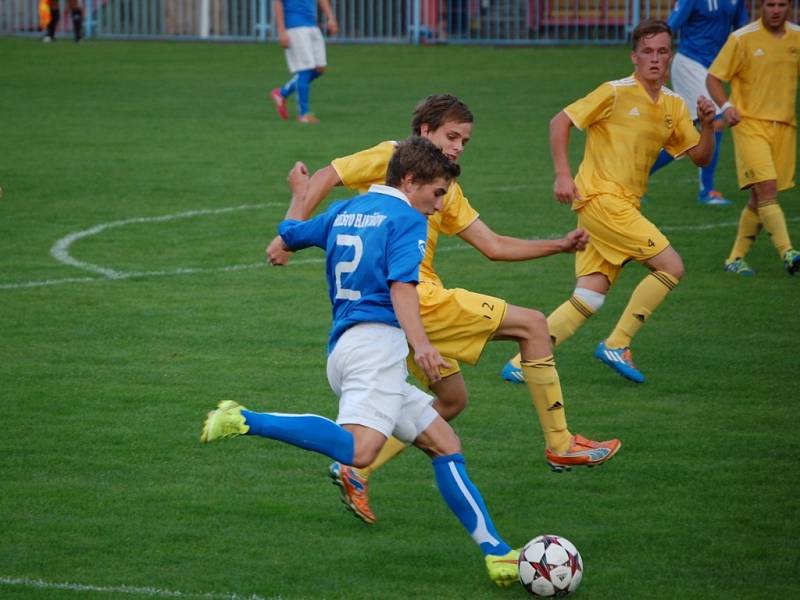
[[506, 295, 595, 371], [727, 206, 761, 262], [547, 295, 595, 348], [521, 356, 571, 453], [757, 200, 793, 256], [606, 271, 678, 349], [356, 435, 408, 478]]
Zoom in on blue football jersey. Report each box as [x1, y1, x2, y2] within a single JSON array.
[[279, 185, 428, 353], [278, 0, 318, 29], [668, 0, 749, 67]]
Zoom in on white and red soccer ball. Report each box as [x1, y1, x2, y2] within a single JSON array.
[[518, 534, 583, 597]]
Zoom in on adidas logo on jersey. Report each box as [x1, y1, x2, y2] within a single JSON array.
[[628, 107, 640, 116], [754, 48, 765, 56]]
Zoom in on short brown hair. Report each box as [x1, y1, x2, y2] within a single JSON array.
[[411, 94, 473, 135], [631, 19, 672, 50], [386, 136, 461, 187]]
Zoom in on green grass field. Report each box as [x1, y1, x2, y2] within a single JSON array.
[[1, 37, 798, 599]]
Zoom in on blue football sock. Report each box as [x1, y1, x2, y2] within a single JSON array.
[[700, 129, 724, 196], [432, 453, 512, 557], [296, 69, 318, 116], [649, 148, 674, 175], [280, 74, 298, 98], [242, 409, 354, 465]]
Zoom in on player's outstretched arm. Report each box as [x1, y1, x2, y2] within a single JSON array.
[[266, 161, 311, 265], [550, 111, 580, 205], [296, 164, 343, 220], [266, 163, 341, 265], [390, 281, 449, 384], [458, 220, 588, 261], [685, 96, 716, 167]]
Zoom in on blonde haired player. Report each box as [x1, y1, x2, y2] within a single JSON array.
[[706, 0, 800, 276], [266, 94, 621, 524], [503, 20, 716, 385]]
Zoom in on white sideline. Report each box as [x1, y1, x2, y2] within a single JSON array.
[[0, 575, 275, 600], [1, 203, 797, 291]]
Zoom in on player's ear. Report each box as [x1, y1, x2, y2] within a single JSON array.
[[419, 124, 430, 138], [398, 173, 415, 194]]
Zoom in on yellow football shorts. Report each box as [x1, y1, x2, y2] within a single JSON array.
[[574, 195, 670, 285], [406, 281, 507, 388], [730, 118, 796, 191]]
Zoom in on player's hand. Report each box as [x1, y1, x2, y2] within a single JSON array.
[[413, 342, 450, 384], [560, 228, 589, 253], [327, 19, 339, 35], [266, 235, 292, 266], [288, 161, 310, 198], [696, 96, 716, 128], [722, 105, 741, 127], [278, 31, 289, 48], [554, 174, 580, 205]]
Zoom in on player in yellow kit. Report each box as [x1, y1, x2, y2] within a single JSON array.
[[266, 94, 621, 524], [502, 20, 716, 385], [706, 0, 800, 276]]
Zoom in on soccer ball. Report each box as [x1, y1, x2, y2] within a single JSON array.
[[518, 534, 583, 597]]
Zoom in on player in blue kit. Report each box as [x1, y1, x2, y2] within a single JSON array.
[[270, 0, 338, 123], [649, 0, 749, 205], [200, 137, 520, 587]]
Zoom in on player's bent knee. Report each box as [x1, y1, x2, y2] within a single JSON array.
[[665, 257, 685, 280], [428, 430, 462, 457], [350, 447, 380, 469], [432, 395, 467, 421], [523, 309, 549, 341]]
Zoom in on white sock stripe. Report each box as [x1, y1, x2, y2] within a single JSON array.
[[446, 461, 501, 548], [266, 412, 337, 425]]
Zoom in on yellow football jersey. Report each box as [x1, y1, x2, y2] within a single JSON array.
[[709, 19, 800, 126], [331, 141, 479, 287], [564, 75, 700, 209]]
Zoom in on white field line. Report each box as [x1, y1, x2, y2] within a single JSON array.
[[48, 204, 280, 279], [0, 575, 277, 600], [1, 204, 797, 292]]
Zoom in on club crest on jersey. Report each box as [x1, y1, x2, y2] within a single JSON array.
[[418, 240, 427, 257], [664, 114, 673, 128]]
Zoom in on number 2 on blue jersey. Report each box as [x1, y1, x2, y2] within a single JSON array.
[[334, 234, 363, 300]]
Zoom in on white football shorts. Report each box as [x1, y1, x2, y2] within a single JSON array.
[[326, 323, 437, 444], [284, 26, 327, 73], [671, 52, 721, 121]]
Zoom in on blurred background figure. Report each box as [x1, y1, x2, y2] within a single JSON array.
[[270, 0, 339, 124], [649, 0, 749, 206], [40, 0, 83, 43]]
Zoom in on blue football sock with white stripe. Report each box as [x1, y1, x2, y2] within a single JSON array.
[[649, 148, 674, 175], [280, 74, 298, 98], [700, 129, 724, 196], [242, 409, 354, 465], [432, 453, 512, 557]]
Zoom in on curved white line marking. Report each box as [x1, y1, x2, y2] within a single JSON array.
[[0, 575, 270, 600], [0, 209, 796, 291], [49, 203, 279, 279]]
